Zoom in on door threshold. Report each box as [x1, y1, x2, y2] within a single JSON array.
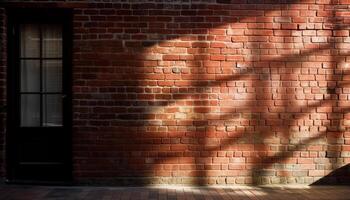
[[5, 179, 73, 186]]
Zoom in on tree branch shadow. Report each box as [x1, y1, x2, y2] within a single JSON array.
[[71, 1, 350, 185]]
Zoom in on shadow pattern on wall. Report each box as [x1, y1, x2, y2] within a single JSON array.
[[71, 0, 350, 185]]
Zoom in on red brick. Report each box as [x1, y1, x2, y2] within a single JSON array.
[[0, 1, 348, 185]]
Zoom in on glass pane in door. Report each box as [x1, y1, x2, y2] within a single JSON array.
[[42, 24, 62, 58], [42, 60, 62, 92], [20, 24, 40, 58], [21, 94, 40, 126], [42, 95, 62, 126], [20, 60, 40, 92]]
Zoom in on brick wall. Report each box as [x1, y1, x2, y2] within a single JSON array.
[[1, 0, 350, 185]]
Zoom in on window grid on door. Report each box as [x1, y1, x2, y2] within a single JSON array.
[[19, 24, 63, 127]]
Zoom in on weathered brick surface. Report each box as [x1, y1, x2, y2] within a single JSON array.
[[1, 0, 350, 185]]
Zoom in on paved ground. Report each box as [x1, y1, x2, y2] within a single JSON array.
[[0, 185, 349, 200]]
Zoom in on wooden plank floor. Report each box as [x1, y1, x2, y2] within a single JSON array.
[[0, 185, 349, 200]]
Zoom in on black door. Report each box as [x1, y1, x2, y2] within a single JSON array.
[[7, 10, 72, 183]]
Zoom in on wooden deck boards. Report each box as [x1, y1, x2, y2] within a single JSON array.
[[0, 185, 348, 200]]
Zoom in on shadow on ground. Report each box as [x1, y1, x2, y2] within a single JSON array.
[[312, 164, 350, 185]]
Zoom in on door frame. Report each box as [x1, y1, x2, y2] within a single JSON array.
[[6, 8, 73, 184]]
